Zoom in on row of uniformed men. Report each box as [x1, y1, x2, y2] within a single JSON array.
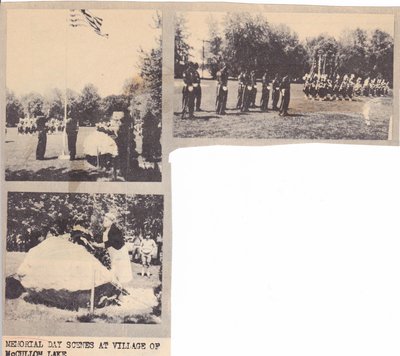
[[181, 63, 291, 118], [303, 73, 390, 101]]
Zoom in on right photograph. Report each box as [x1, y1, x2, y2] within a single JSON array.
[[174, 11, 394, 140]]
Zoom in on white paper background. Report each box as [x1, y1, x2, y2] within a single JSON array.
[[170, 144, 400, 356], [1, 0, 399, 355]]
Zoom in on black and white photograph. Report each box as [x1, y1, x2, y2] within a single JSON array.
[[5, 192, 164, 324], [174, 12, 394, 140], [5, 9, 162, 181]]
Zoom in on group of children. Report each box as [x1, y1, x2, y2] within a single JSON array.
[[303, 73, 391, 101], [17, 117, 65, 135]]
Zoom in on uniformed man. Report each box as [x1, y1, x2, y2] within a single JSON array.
[[347, 74, 355, 100], [249, 70, 257, 108], [271, 74, 281, 110], [66, 112, 79, 161], [236, 69, 246, 109], [240, 69, 252, 112], [181, 62, 196, 119], [193, 63, 202, 111], [36, 113, 48, 160], [215, 65, 229, 115], [333, 74, 341, 100], [260, 70, 270, 111], [279, 75, 291, 117]]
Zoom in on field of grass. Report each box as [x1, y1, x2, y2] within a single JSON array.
[[5, 252, 161, 324], [5, 127, 161, 182], [173, 80, 392, 140]]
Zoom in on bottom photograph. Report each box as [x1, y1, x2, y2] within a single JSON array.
[[4, 192, 164, 324]]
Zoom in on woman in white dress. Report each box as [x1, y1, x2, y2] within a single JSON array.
[[92, 212, 133, 286]]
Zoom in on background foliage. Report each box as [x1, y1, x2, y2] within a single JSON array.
[[7, 192, 163, 253], [175, 12, 394, 81]]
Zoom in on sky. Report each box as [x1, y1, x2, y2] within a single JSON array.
[[180, 12, 394, 64], [7, 9, 161, 97]]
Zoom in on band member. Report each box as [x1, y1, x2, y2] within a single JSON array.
[[65, 113, 79, 161], [36, 114, 48, 160], [216, 65, 229, 115], [236, 69, 246, 109], [271, 74, 281, 110], [260, 70, 270, 111], [279, 75, 291, 117], [193, 63, 202, 111], [240, 69, 252, 112], [249, 70, 257, 108], [181, 62, 197, 119]]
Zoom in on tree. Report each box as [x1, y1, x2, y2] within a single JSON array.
[[100, 95, 131, 119], [269, 24, 308, 78], [76, 84, 101, 126], [138, 13, 162, 166], [206, 15, 224, 78], [21, 92, 45, 117], [368, 29, 393, 82], [175, 13, 192, 78], [44, 88, 64, 119], [6, 89, 24, 127], [138, 14, 162, 118], [337, 28, 369, 77], [222, 13, 271, 76]]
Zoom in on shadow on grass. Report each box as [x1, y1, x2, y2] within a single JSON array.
[[6, 166, 161, 182], [42, 156, 59, 161]]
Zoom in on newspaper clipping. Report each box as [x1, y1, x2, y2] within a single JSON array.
[[1, 2, 399, 356]]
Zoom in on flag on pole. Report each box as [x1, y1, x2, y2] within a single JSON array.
[[69, 10, 109, 38]]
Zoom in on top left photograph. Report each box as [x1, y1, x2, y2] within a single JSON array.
[[5, 9, 162, 182]]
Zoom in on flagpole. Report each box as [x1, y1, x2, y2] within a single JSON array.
[[59, 11, 70, 160]]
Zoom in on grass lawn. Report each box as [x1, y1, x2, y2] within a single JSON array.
[[5, 251, 162, 324], [173, 80, 392, 140], [5, 127, 161, 182]]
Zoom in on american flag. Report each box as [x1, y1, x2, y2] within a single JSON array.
[[69, 9, 108, 38]]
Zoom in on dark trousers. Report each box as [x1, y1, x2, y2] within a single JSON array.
[[272, 90, 280, 110], [194, 86, 202, 111], [237, 85, 244, 108], [250, 88, 257, 107], [260, 88, 270, 111], [67, 132, 78, 159], [216, 85, 228, 115], [36, 131, 47, 160], [279, 92, 290, 115]]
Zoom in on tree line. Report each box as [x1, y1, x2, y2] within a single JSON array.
[[7, 192, 163, 253], [175, 13, 394, 82]]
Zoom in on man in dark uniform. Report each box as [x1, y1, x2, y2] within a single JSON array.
[[193, 63, 202, 111], [236, 69, 246, 109], [215, 65, 229, 115], [240, 69, 251, 112], [271, 74, 281, 110], [279, 75, 291, 117], [182, 62, 196, 119], [260, 70, 270, 111], [36, 113, 48, 160], [249, 70, 257, 108], [65, 112, 79, 160]]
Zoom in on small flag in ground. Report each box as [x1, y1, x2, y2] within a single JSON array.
[[69, 10, 108, 38]]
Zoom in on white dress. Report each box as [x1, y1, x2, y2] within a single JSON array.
[[103, 228, 133, 285]]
